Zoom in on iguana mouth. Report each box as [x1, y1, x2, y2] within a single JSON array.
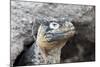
[[45, 29, 75, 42]]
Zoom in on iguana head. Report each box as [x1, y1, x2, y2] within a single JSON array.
[[35, 17, 75, 50]]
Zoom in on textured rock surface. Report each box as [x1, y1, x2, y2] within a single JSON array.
[[11, 0, 95, 66]]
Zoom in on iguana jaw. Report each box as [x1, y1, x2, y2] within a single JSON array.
[[45, 29, 75, 42]]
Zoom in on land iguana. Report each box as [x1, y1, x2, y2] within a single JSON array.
[[15, 16, 75, 66]]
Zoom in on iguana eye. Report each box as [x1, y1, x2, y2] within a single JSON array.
[[49, 22, 60, 29]]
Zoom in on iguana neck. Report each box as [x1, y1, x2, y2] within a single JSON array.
[[36, 41, 65, 64], [46, 47, 61, 64]]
